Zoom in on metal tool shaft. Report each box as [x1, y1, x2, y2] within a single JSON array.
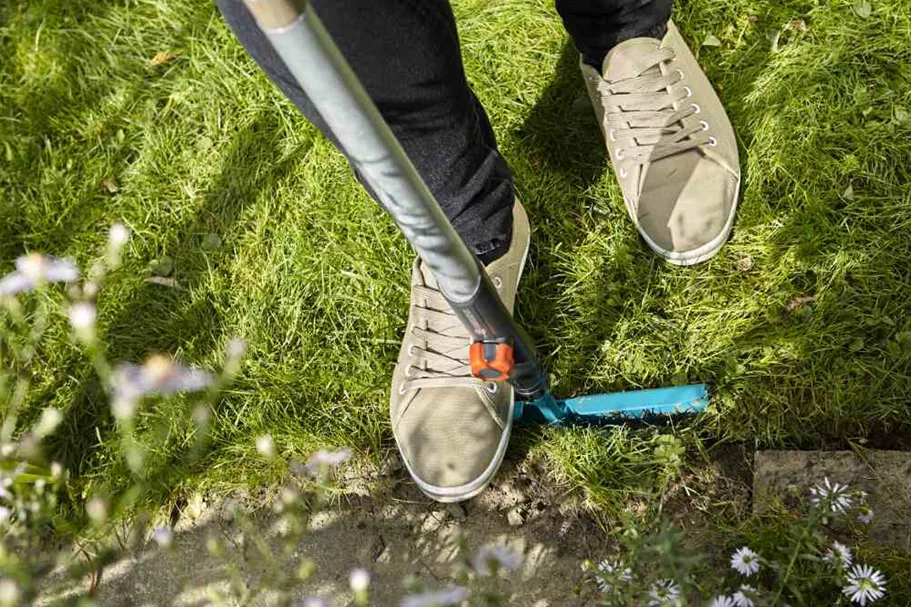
[[243, 0, 480, 302], [242, 0, 550, 399]]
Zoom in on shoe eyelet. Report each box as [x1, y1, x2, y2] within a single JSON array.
[[398, 383, 408, 395], [492, 275, 503, 289], [676, 69, 684, 79], [691, 103, 701, 114], [700, 120, 710, 131], [407, 344, 416, 357], [709, 136, 717, 146], [609, 129, 617, 141], [405, 364, 415, 377], [615, 148, 625, 160], [619, 168, 629, 179], [684, 86, 692, 98], [485, 382, 498, 394]]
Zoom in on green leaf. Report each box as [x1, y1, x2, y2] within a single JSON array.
[[853, 0, 872, 18], [843, 184, 854, 201], [201, 233, 222, 252], [702, 33, 722, 47], [150, 255, 174, 277], [897, 331, 911, 349]]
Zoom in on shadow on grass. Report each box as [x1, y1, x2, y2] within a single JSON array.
[[506, 41, 611, 385], [515, 41, 606, 189], [0, 0, 213, 261], [52, 112, 306, 487], [499, 17, 911, 458]]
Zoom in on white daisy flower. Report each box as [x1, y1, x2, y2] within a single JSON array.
[[86, 497, 108, 524], [301, 598, 327, 607], [810, 477, 853, 514], [824, 541, 853, 568], [67, 302, 97, 331], [108, 222, 131, 249], [472, 544, 523, 576], [0, 579, 20, 606], [17, 254, 79, 283], [34, 407, 63, 437], [303, 447, 353, 475], [256, 435, 276, 458], [0, 272, 32, 298], [112, 396, 138, 421], [647, 578, 681, 606], [857, 505, 874, 524], [732, 584, 757, 607], [401, 586, 467, 607], [0, 466, 22, 501], [349, 567, 370, 593], [730, 547, 760, 577], [226, 337, 247, 360], [709, 596, 735, 607], [67, 301, 98, 343], [843, 564, 886, 605], [110, 355, 214, 416], [0, 254, 79, 296], [152, 526, 173, 548], [594, 558, 632, 592]]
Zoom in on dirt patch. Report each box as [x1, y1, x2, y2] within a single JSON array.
[[39, 458, 610, 606], [753, 449, 911, 549], [36, 443, 784, 605]]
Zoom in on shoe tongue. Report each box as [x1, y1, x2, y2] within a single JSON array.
[[602, 38, 662, 81]]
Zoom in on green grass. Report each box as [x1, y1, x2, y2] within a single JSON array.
[[1, 0, 910, 551]]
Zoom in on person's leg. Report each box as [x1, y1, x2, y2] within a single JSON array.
[[215, 0, 513, 262], [216, 0, 532, 503], [556, 0, 673, 68]]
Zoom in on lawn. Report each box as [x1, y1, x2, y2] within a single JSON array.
[[1, 0, 910, 573]]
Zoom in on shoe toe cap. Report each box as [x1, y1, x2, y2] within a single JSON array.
[[394, 388, 505, 492], [637, 152, 739, 255]]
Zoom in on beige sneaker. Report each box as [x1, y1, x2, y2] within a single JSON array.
[[582, 20, 741, 265], [390, 200, 530, 502]]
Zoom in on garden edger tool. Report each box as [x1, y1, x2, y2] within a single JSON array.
[[242, 0, 709, 425]]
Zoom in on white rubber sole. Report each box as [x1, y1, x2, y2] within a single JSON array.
[[405, 216, 532, 504], [633, 177, 741, 267]]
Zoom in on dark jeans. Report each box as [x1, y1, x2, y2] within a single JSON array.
[[216, 0, 672, 262]]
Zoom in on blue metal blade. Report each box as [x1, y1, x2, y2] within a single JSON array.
[[514, 384, 709, 423]]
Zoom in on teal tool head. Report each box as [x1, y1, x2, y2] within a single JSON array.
[[514, 384, 709, 425]]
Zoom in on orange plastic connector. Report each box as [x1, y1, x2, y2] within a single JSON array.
[[469, 342, 515, 382]]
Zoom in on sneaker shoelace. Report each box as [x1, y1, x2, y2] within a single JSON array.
[[399, 277, 495, 394], [594, 44, 713, 170]]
